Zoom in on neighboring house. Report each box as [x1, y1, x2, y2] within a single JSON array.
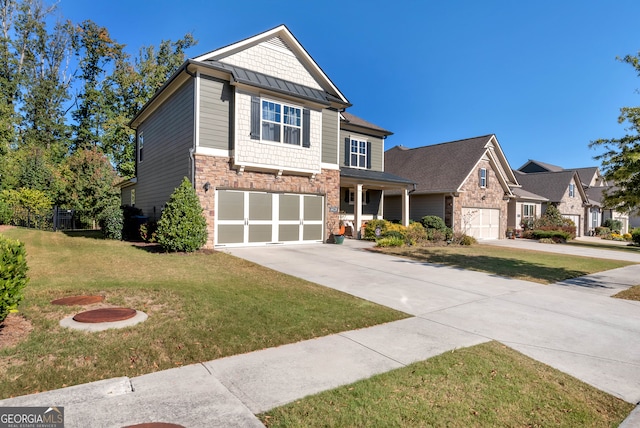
[[384, 135, 518, 239], [517, 160, 628, 234], [513, 169, 588, 236], [507, 187, 548, 231], [121, 25, 412, 247]]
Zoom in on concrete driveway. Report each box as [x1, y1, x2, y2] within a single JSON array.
[[228, 239, 640, 405]]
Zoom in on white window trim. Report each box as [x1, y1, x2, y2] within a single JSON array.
[[260, 98, 303, 146], [349, 137, 367, 169], [522, 203, 535, 219], [138, 132, 144, 163], [479, 168, 487, 188]]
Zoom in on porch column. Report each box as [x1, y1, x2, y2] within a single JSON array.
[[355, 183, 363, 239], [401, 187, 409, 227]]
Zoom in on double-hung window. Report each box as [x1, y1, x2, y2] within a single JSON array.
[[261, 100, 302, 145], [350, 138, 367, 169], [479, 168, 487, 188]]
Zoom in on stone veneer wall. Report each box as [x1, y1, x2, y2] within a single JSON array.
[[194, 154, 340, 248], [454, 159, 508, 238]]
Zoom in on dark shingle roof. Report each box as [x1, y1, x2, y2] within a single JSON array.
[[514, 170, 578, 202], [573, 167, 598, 186], [340, 112, 392, 135], [202, 60, 338, 106], [511, 187, 548, 201], [385, 135, 495, 194], [518, 159, 564, 173]]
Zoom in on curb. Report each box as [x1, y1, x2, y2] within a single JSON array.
[[619, 404, 640, 427]]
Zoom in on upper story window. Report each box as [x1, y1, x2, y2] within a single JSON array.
[[350, 138, 368, 169], [138, 132, 144, 163], [569, 183, 575, 197], [479, 168, 487, 188], [251, 96, 310, 147]]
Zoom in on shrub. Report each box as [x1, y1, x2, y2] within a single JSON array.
[[385, 223, 407, 239], [98, 204, 123, 240], [0, 235, 29, 322], [459, 234, 477, 246], [156, 178, 208, 252], [595, 226, 610, 236], [0, 199, 11, 225], [140, 221, 158, 243], [632, 228, 640, 245], [375, 236, 405, 248], [531, 229, 572, 242], [623, 233, 632, 241], [603, 219, 623, 233], [421, 215, 447, 231], [406, 222, 428, 245], [364, 219, 388, 240]]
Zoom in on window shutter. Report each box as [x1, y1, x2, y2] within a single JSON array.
[[344, 138, 350, 166], [486, 168, 489, 186], [250, 95, 260, 140], [366, 141, 372, 169], [344, 189, 349, 203], [302, 108, 310, 147], [366, 191, 370, 204]]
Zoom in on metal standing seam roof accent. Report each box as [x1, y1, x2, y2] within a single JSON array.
[[202, 60, 338, 106], [340, 167, 414, 185]]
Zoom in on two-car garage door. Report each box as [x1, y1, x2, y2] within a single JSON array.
[[461, 207, 500, 239], [215, 190, 324, 246]]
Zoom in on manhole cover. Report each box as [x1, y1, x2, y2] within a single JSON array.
[[123, 424, 185, 428], [73, 308, 137, 323], [51, 295, 104, 306]]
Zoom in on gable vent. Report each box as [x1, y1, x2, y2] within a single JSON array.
[[263, 36, 294, 56]]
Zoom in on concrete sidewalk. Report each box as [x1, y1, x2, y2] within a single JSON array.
[[1, 239, 639, 427]]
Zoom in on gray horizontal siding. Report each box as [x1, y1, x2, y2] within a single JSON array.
[[136, 79, 195, 220], [339, 129, 384, 171], [322, 108, 338, 164], [384, 194, 445, 223], [199, 75, 232, 150]]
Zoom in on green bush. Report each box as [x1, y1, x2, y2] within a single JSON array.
[[406, 222, 428, 245], [603, 219, 623, 233], [531, 229, 572, 242], [0, 199, 11, 225], [156, 178, 208, 252], [364, 219, 388, 240], [631, 228, 640, 246], [140, 221, 158, 243], [421, 215, 446, 231], [595, 226, 610, 236], [0, 235, 29, 322], [375, 236, 405, 248], [98, 204, 123, 240], [459, 234, 477, 246]]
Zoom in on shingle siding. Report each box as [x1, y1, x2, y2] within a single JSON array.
[[199, 75, 232, 150], [135, 80, 195, 219], [322, 108, 339, 164]]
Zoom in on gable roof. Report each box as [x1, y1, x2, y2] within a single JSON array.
[[193, 25, 349, 105], [340, 111, 392, 137], [514, 170, 588, 203], [385, 135, 518, 194], [573, 167, 601, 187], [518, 159, 564, 173]]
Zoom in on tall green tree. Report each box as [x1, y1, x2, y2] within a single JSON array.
[[591, 52, 640, 213]]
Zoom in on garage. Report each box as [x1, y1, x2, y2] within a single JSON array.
[[562, 214, 581, 237], [215, 190, 324, 246], [461, 207, 500, 239]]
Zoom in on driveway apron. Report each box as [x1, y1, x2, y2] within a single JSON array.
[[228, 240, 640, 404]]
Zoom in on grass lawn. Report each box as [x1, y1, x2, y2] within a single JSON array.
[[613, 285, 640, 301], [0, 228, 407, 398], [259, 341, 633, 428], [567, 240, 640, 254], [375, 244, 633, 284]]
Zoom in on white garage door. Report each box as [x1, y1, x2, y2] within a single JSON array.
[[215, 190, 324, 246], [461, 208, 500, 239], [563, 214, 581, 237]]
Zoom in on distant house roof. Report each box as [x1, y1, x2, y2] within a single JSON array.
[[511, 187, 548, 202], [573, 167, 600, 186], [385, 135, 518, 195], [514, 170, 587, 203], [518, 159, 564, 173], [340, 111, 393, 136]]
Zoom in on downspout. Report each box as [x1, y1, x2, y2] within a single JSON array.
[[185, 64, 197, 187]]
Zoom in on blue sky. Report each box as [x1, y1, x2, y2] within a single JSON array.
[[57, 0, 640, 171]]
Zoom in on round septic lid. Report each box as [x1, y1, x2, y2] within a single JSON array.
[[51, 295, 104, 306], [73, 308, 137, 323], [123, 424, 185, 428]]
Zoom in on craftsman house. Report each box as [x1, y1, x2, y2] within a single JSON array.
[[384, 135, 519, 239], [120, 25, 412, 247]]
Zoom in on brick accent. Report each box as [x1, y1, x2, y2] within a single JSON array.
[[454, 159, 508, 238], [194, 154, 340, 248]]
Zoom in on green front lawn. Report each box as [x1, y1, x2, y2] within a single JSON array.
[[260, 341, 633, 427], [375, 244, 633, 284], [0, 228, 407, 398]]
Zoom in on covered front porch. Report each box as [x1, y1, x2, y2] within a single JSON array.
[[339, 167, 414, 238]]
